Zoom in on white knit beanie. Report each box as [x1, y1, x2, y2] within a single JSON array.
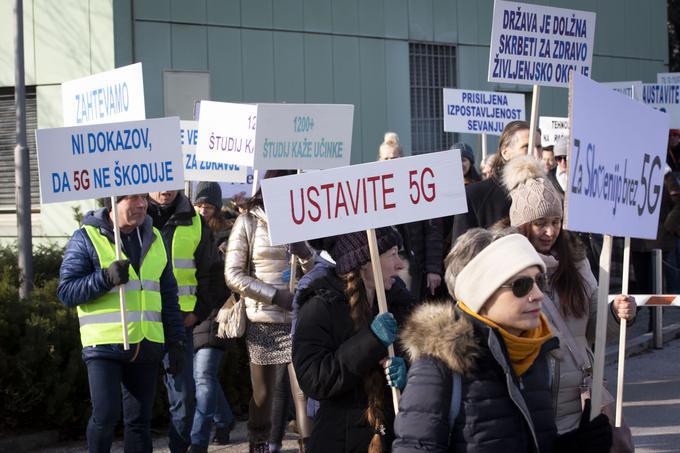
[[503, 156, 563, 226]]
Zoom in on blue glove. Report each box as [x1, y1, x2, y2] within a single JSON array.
[[385, 356, 407, 390], [370, 312, 397, 347]]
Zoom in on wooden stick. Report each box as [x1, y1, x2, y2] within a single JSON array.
[[110, 196, 130, 351], [481, 133, 488, 163], [591, 234, 613, 420], [528, 85, 541, 159], [251, 169, 259, 197], [366, 228, 401, 414], [615, 236, 631, 427], [289, 169, 302, 293]]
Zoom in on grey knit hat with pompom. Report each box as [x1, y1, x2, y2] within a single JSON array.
[[503, 156, 563, 226]]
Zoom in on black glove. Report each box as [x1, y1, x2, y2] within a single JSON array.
[[287, 241, 313, 259], [555, 399, 612, 453], [105, 259, 130, 287], [272, 289, 294, 311], [165, 341, 186, 376]]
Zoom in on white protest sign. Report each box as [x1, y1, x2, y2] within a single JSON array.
[[254, 104, 353, 170], [196, 101, 257, 167], [642, 83, 680, 128], [565, 73, 669, 239], [488, 0, 596, 88], [539, 116, 568, 147], [181, 121, 247, 183], [658, 72, 680, 84], [261, 150, 467, 245], [36, 117, 184, 204], [443, 88, 525, 135], [61, 63, 145, 127], [602, 81, 643, 101]]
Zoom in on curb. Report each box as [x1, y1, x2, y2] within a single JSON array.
[[605, 322, 680, 366], [0, 430, 59, 452]]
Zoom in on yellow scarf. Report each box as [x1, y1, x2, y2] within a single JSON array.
[[458, 302, 552, 376]]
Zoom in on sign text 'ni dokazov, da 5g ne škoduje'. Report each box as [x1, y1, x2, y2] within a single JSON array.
[[261, 150, 467, 246], [488, 0, 596, 87], [36, 117, 184, 204], [195, 101, 258, 167], [443, 88, 525, 135], [181, 120, 247, 183]]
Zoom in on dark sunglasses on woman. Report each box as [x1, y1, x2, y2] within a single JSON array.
[[499, 274, 547, 298]]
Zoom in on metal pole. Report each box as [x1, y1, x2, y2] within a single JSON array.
[[652, 249, 663, 349], [14, 0, 33, 299]]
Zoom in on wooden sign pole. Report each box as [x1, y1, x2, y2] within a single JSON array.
[[110, 196, 130, 350]]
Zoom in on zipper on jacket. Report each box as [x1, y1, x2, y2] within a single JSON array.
[[506, 373, 540, 452]]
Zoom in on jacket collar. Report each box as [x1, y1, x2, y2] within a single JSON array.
[[82, 208, 158, 259]]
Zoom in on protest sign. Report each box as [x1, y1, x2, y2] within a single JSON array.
[[196, 101, 258, 167], [181, 121, 247, 183], [36, 117, 184, 204], [61, 63, 145, 127], [565, 73, 669, 239], [254, 104, 354, 170], [443, 88, 525, 135], [538, 116, 568, 147], [602, 81, 643, 101], [261, 150, 466, 246], [642, 83, 680, 128], [658, 72, 680, 84], [488, 0, 596, 88]]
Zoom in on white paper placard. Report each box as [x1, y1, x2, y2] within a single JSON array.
[[61, 63, 146, 127], [657, 72, 680, 85], [261, 150, 467, 245], [565, 74, 669, 239], [253, 104, 354, 170], [539, 116, 569, 147], [195, 101, 258, 167], [443, 88, 525, 135], [181, 121, 247, 183], [602, 81, 643, 101], [36, 117, 184, 204], [488, 0, 596, 87], [642, 83, 680, 128]]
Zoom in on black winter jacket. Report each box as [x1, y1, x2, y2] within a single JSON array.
[[397, 218, 444, 301], [293, 272, 416, 453], [450, 177, 510, 248], [393, 303, 559, 453]]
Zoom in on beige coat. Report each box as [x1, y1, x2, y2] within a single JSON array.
[[543, 257, 620, 434], [224, 207, 315, 324]]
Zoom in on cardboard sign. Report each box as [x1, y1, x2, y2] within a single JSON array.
[[254, 104, 354, 170], [602, 81, 643, 101], [642, 83, 680, 128], [195, 101, 258, 167], [539, 116, 569, 147], [61, 63, 145, 127], [443, 88, 525, 135], [261, 150, 467, 245], [181, 121, 247, 183], [565, 73, 669, 239], [36, 117, 184, 204], [657, 72, 680, 85], [488, 0, 596, 88]]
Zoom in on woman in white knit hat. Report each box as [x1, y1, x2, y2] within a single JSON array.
[[393, 228, 612, 452], [502, 156, 636, 438]]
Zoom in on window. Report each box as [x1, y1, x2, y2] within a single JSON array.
[[409, 43, 456, 154], [0, 87, 39, 209]]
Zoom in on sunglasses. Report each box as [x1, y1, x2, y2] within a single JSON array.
[[499, 274, 547, 298], [555, 156, 567, 162]]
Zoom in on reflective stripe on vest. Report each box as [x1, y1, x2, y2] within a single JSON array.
[[171, 212, 201, 312], [79, 225, 167, 347]]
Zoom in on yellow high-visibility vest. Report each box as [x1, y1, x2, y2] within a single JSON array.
[[171, 212, 201, 312]]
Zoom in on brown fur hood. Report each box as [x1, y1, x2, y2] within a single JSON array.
[[399, 302, 480, 374]]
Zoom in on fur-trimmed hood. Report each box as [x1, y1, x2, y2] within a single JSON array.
[[400, 302, 479, 374]]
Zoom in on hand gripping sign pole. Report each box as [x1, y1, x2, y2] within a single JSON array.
[[110, 196, 130, 350], [614, 237, 630, 426], [366, 228, 401, 414]]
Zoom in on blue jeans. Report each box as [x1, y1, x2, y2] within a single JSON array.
[[190, 347, 235, 447], [84, 356, 159, 453], [163, 328, 196, 453]]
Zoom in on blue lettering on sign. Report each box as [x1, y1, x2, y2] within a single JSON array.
[[113, 160, 174, 187], [75, 82, 130, 124], [85, 128, 151, 153]]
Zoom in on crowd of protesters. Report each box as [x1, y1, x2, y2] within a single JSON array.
[[58, 118, 680, 453]]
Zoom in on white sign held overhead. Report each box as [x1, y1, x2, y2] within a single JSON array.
[[261, 150, 467, 246], [642, 83, 680, 128], [538, 116, 569, 147], [657, 72, 680, 84], [196, 101, 258, 167], [443, 88, 525, 135], [61, 63, 146, 127], [36, 117, 184, 204], [602, 81, 643, 101], [254, 104, 354, 170], [488, 0, 596, 88], [566, 73, 669, 239], [181, 121, 247, 183]]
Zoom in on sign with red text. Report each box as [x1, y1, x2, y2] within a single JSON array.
[[443, 88, 525, 135], [488, 0, 596, 87], [254, 103, 354, 170], [261, 150, 467, 245], [196, 101, 257, 167], [181, 121, 247, 183], [565, 73, 669, 239], [36, 117, 184, 204]]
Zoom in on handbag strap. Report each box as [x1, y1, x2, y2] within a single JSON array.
[[542, 294, 591, 372]]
